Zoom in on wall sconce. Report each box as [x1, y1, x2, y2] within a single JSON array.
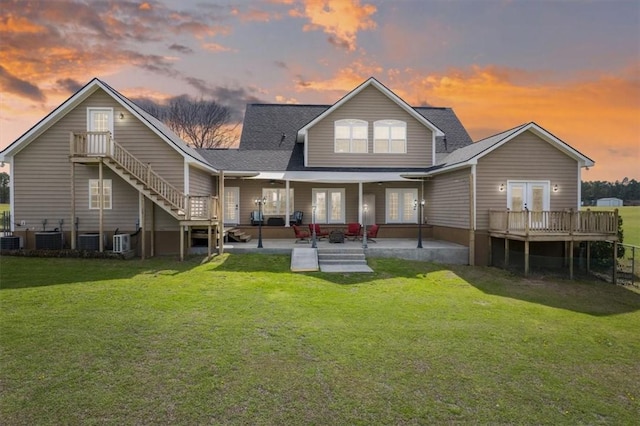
[[499, 183, 505, 192], [553, 184, 559, 193], [119, 112, 124, 119]]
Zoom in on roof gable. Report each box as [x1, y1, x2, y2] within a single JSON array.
[[296, 77, 445, 142], [436, 122, 594, 173], [1, 78, 217, 173]]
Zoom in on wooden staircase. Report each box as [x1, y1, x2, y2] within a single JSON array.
[[71, 132, 219, 225], [227, 228, 251, 243]]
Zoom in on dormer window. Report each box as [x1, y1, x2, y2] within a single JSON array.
[[374, 120, 406, 153], [334, 119, 368, 153]]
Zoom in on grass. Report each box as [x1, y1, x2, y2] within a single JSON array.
[[1, 254, 639, 424], [585, 206, 640, 247], [0, 204, 8, 213]]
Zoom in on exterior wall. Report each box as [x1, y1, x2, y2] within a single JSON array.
[[230, 179, 421, 226], [307, 85, 434, 167], [12, 88, 185, 236], [189, 165, 214, 195], [475, 130, 580, 230], [425, 168, 471, 229]]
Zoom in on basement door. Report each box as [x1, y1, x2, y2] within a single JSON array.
[[224, 187, 239, 225]]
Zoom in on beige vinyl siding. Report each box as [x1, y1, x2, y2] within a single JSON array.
[[475, 130, 579, 230], [426, 168, 471, 229], [189, 166, 214, 195], [307, 85, 433, 167], [12, 88, 185, 233]]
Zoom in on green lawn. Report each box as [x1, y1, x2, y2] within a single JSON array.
[[0, 204, 8, 213], [585, 206, 640, 247], [1, 255, 639, 424]]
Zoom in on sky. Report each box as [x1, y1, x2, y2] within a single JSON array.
[[0, 0, 638, 181]]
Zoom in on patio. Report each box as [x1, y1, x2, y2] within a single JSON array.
[[191, 238, 469, 265]]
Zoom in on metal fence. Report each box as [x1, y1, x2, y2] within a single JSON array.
[[589, 241, 639, 288], [1, 211, 10, 236]]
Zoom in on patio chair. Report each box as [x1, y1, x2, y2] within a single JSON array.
[[250, 210, 263, 225], [289, 210, 303, 225], [292, 225, 310, 243], [308, 223, 329, 239], [344, 222, 362, 240], [365, 224, 379, 243]]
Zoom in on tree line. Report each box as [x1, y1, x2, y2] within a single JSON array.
[[582, 178, 640, 205]]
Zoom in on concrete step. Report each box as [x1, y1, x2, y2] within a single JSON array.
[[318, 253, 365, 261], [319, 259, 368, 265]]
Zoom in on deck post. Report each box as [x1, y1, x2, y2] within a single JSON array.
[[468, 172, 475, 266], [569, 240, 574, 280], [150, 203, 155, 257], [612, 241, 618, 285], [586, 241, 591, 273], [524, 239, 530, 277], [99, 160, 104, 253], [207, 224, 212, 258], [140, 192, 146, 260], [70, 161, 76, 250], [504, 238, 509, 268], [180, 225, 185, 261], [488, 236, 492, 266]]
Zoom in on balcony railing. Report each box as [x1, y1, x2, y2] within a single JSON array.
[[489, 209, 618, 236], [71, 131, 218, 221]]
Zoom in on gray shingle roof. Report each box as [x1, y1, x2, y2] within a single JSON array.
[[199, 103, 473, 172]]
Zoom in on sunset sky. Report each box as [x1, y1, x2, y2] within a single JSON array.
[[1, 0, 638, 181]]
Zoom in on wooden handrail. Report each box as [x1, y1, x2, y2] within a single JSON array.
[[489, 209, 617, 235], [71, 132, 220, 220]]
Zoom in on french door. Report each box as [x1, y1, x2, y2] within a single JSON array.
[[507, 181, 550, 228]]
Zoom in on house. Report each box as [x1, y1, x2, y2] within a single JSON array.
[[0, 77, 618, 272], [596, 197, 623, 207]]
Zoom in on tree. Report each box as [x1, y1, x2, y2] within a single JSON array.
[[135, 96, 238, 149], [0, 172, 9, 204]]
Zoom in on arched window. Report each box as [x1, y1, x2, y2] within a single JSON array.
[[374, 120, 406, 153], [334, 119, 368, 153]]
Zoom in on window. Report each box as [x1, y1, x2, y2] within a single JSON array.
[[262, 188, 293, 216], [385, 188, 417, 223], [89, 179, 112, 209], [335, 119, 368, 153], [374, 120, 406, 153], [312, 188, 345, 224]]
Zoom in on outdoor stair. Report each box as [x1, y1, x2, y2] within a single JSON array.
[[317, 247, 373, 273], [227, 228, 251, 243]]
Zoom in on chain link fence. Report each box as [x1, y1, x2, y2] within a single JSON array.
[[589, 241, 638, 288]]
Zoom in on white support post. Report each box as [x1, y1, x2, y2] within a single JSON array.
[[358, 182, 363, 224], [99, 160, 104, 253], [285, 179, 290, 227]]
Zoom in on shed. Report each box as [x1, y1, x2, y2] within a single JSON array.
[[596, 197, 623, 207]]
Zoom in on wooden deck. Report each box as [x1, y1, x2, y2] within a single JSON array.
[[488, 209, 619, 278]]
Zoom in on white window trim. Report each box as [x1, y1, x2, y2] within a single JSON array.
[[86, 107, 114, 135], [374, 119, 407, 154], [506, 180, 550, 211], [385, 188, 418, 224], [89, 179, 112, 210], [262, 187, 294, 216], [312, 188, 346, 224], [334, 119, 368, 153]]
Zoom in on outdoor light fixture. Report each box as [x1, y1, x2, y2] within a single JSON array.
[[553, 184, 559, 192], [254, 197, 266, 248], [414, 199, 425, 248], [499, 183, 505, 192], [119, 112, 124, 119]]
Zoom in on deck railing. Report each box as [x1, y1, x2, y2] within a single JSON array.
[[489, 209, 618, 235], [71, 132, 218, 221]]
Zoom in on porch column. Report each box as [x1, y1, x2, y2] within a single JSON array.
[[99, 160, 104, 253], [70, 162, 76, 250], [358, 182, 363, 224], [285, 179, 290, 227], [218, 171, 225, 256]]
